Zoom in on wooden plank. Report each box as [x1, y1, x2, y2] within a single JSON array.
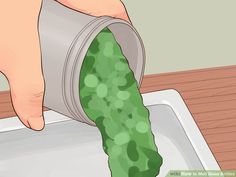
[[0, 103, 14, 112], [220, 160, 236, 170], [215, 151, 236, 162], [186, 93, 236, 105], [141, 77, 236, 93], [201, 126, 236, 136], [181, 85, 236, 99], [0, 91, 13, 115], [209, 141, 236, 153], [0, 112, 16, 119], [197, 117, 236, 130], [205, 132, 236, 144], [193, 109, 236, 122], [188, 100, 236, 114], [192, 109, 236, 122]]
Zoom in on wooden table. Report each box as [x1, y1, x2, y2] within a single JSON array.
[[1, 65, 236, 170]]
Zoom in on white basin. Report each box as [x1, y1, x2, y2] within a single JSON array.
[[0, 89, 220, 177]]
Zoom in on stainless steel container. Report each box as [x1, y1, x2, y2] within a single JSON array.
[[39, 0, 145, 126]]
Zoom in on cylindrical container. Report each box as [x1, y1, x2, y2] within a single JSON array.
[[39, 0, 146, 126]]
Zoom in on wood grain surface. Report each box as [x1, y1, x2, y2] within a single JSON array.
[[1, 65, 236, 170]]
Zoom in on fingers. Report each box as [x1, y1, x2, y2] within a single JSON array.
[[113, 2, 132, 24], [9, 75, 45, 131], [118, 1, 132, 24], [8, 63, 45, 131], [57, 0, 132, 23], [5, 29, 45, 131]]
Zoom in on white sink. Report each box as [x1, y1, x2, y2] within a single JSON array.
[[0, 89, 220, 177]]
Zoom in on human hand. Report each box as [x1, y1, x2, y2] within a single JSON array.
[[0, 0, 45, 131], [0, 0, 130, 131], [57, 0, 131, 23]]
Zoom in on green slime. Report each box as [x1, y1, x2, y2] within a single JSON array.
[[79, 28, 163, 177]]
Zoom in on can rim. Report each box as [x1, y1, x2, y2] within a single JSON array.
[[67, 17, 146, 125]]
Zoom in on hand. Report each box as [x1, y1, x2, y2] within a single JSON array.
[[0, 0, 130, 131], [0, 0, 45, 131], [57, 0, 131, 23]]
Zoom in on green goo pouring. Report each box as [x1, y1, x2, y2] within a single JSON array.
[[39, 0, 163, 176]]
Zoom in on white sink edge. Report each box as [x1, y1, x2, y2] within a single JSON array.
[[0, 89, 221, 171], [142, 89, 221, 170]]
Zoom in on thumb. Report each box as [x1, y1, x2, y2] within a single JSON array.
[[5, 34, 45, 131], [8, 67, 45, 131]]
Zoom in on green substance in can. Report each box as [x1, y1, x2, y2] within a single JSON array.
[[79, 27, 163, 177]]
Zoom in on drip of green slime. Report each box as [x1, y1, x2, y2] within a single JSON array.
[[79, 28, 163, 177]]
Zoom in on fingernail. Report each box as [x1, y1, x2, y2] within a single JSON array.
[[28, 116, 45, 131]]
